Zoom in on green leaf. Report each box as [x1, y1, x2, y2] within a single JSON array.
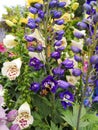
[[50, 122, 62, 130]]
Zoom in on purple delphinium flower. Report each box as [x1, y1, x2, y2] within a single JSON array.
[[52, 67, 65, 76], [77, 21, 88, 30], [55, 19, 64, 25], [30, 82, 40, 92], [58, 80, 71, 89], [28, 46, 35, 52], [84, 98, 91, 107], [49, 0, 58, 8], [71, 46, 81, 53], [72, 68, 82, 76], [93, 13, 98, 23], [34, 3, 43, 9], [59, 91, 74, 109], [27, 18, 36, 29], [74, 31, 85, 39], [29, 7, 38, 14], [25, 35, 35, 42], [7, 110, 18, 122], [74, 55, 82, 62], [54, 41, 62, 46], [90, 55, 98, 64], [29, 57, 44, 70], [42, 75, 58, 93], [57, 2, 66, 7], [86, 0, 96, 4], [51, 51, 61, 59], [51, 10, 62, 19], [38, 10, 45, 19], [62, 59, 74, 69]]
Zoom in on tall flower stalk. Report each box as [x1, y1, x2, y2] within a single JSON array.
[[76, 1, 98, 129]]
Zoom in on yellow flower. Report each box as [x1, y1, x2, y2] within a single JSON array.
[[53, 24, 64, 30], [61, 13, 71, 22], [20, 18, 28, 24], [27, 0, 43, 5], [72, 2, 79, 10], [12, 19, 17, 23], [28, 13, 35, 19], [5, 20, 14, 27]]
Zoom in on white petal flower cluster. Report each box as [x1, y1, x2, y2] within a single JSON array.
[[1, 58, 22, 80]]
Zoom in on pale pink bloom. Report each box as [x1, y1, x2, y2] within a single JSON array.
[[1, 58, 22, 80], [83, 61, 88, 72], [13, 102, 34, 129]]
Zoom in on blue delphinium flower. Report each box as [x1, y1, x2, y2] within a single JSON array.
[[29, 57, 44, 70], [72, 68, 82, 76], [62, 59, 74, 69], [30, 82, 40, 92], [58, 80, 71, 89], [42, 75, 58, 93], [59, 91, 74, 109], [52, 67, 65, 76]]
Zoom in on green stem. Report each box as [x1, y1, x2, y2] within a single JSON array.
[[76, 23, 98, 130], [51, 93, 55, 121]]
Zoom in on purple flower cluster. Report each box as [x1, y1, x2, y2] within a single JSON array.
[[26, 0, 75, 109], [29, 57, 44, 70]]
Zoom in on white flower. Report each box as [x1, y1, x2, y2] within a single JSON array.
[[71, 39, 84, 50], [28, 51, 46, 62], [0, 85, 4, 97], [13, 102, 34, 129], [59, 0, 71, 6], [66, 75, 79, 85], [1, 58, 22, 80], [30, 29, 45, 47], [55, 37, 67, 50], [3, 34, 17, 49], [73, 28, 86, 37]]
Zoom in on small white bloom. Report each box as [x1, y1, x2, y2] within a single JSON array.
[[59, 0, 71, 6], [28, 51, 46, 62], [55, 37, 67, 50], [0, 85, 4, 97], [73, 28, 86, 37], [1, 58, 22, 80], [13, 102, 34, 129], [3, 34, 17, 49], [66, 75, 79, 85], [71, 39, 84, 50], [30, 29, 45, 47]]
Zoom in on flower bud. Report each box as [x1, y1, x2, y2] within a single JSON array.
[[58, 80, 70, 89], [57, 2, 66, 7], [55, 19, 64, 25], [74, 55, 82, 62], [93, 13, 98, 23], [72, 68, 82, 76], [72, 2, 79, 10], [5, 20, 14, 27], [34, 3, 43, 9], [49, 0, 57, 8], [77, 22, 87, 30], [62, 59, 74, 69], [90, 55, 98, 64], [7, 110, 18, 122], [71, 46, 81, 53], [30, 82, 40, 92], [29, 7, 38, 14], [51, 51, 61, 59], [83, 3, 91, 12]]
